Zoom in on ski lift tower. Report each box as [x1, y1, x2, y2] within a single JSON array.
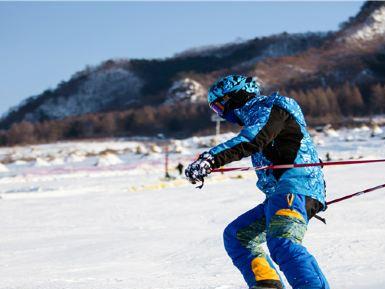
[[211, 114, 225, 145], [157, 133, 173, 180]]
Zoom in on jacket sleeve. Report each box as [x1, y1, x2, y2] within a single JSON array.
[[209, 106, 291, 168]]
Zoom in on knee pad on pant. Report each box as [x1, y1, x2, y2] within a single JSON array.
[[223, 217, 266, 259], [269, 209, 307, 243], [223, 222, 261, 287], [223, 218, 283, 288]]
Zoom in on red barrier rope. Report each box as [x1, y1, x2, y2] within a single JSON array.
[[212, 158, 385, 173], [211, 158, 385, 206]]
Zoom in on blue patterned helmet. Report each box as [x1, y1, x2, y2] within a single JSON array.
[[207, 75, 261, 125], [208, 75, 261, 104]]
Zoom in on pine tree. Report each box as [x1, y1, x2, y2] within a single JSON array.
[[314, 88, 330, 117], [336, 82, 364, 116], [7, 121, 36, 145], [304, 89, 318, 116], [370, 83, 385, 114], [350, 85, 364, 115], [324, 87, 341, 116]]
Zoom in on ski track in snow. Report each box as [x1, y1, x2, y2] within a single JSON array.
[[0, 128, 384, 289]]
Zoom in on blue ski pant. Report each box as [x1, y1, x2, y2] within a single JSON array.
[[223, 193, 330, 289]]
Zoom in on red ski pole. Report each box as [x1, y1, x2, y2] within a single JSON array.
[[326, 183, 385, 206]]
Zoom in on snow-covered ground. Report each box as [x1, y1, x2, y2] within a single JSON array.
[[0, 125, 384, 289]]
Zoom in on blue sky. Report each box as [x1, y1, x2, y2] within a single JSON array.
[[0, 1, 364, 114]]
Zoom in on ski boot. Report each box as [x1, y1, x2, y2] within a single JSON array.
[[250, 286, 282, 289], [250, 285, 283, 289], [250, 280, 284, 289]]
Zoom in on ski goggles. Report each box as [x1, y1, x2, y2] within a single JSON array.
[[209, 95, 231, 116]]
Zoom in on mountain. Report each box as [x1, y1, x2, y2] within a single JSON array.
[[1, 1, 384, 140], [251, 1, 385, 91], [0, 35, 331, 128]]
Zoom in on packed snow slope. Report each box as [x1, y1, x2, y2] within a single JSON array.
[[0, 125, 384, 289]]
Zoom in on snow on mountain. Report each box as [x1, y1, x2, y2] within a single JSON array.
[[1, 67, 143, 126], [165, 78, 206, 104], [175, 32, 328, 60], [27, 68, 143, 121], [0, 30, 329, 129], [0, 95, 39, 120], [1, 2, 384, 140], [338, 2, 385, 46]]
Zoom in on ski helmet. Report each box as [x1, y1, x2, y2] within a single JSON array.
[[208, 75, 261, 124]]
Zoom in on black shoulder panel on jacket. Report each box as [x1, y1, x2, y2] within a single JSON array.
[[213, 106, 290, 167]]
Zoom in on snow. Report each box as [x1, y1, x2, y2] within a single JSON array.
[[66, 152, 86, 163], [150, 144, 162, 153], [135, 144, 148, 155], [50, 157, 65, 166], [95, 152, 123, 167], [0, 162, 8, 172], [9, 68, 144, 123], [371, 124, 383, 136], [13, 160, 27, 165], [165, 78, 206, 104], [34, 157, 51, 167], [341, 5, 385, 45], [323, 128, 339, 138], [0, 126, 385, 289]]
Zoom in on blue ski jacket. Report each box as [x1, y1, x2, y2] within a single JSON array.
[[209, 93, 326, 207]]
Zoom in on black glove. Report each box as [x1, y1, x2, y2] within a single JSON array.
[[185, 152, 216, 186]]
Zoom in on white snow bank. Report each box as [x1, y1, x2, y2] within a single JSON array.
[[66, 152, 86, 163], [13, 160, 28, 165], [0, 162, 9, 172], [371, 124, 383, 136], [135, 144, 148, 155], [95, 152, 123, 167], [33, 158, 50, 167], [150, 144, 162, 153], [323, 127, 339, 137]]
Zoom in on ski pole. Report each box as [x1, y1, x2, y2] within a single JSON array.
[[326, 182, 385, 206], [212, 158, 385, 173]]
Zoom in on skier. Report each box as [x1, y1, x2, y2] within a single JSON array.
[[176, 162, 184, 176], [185, 75, 330, 289]]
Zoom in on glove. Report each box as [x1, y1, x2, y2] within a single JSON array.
[[185, 152, 216, 185]]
